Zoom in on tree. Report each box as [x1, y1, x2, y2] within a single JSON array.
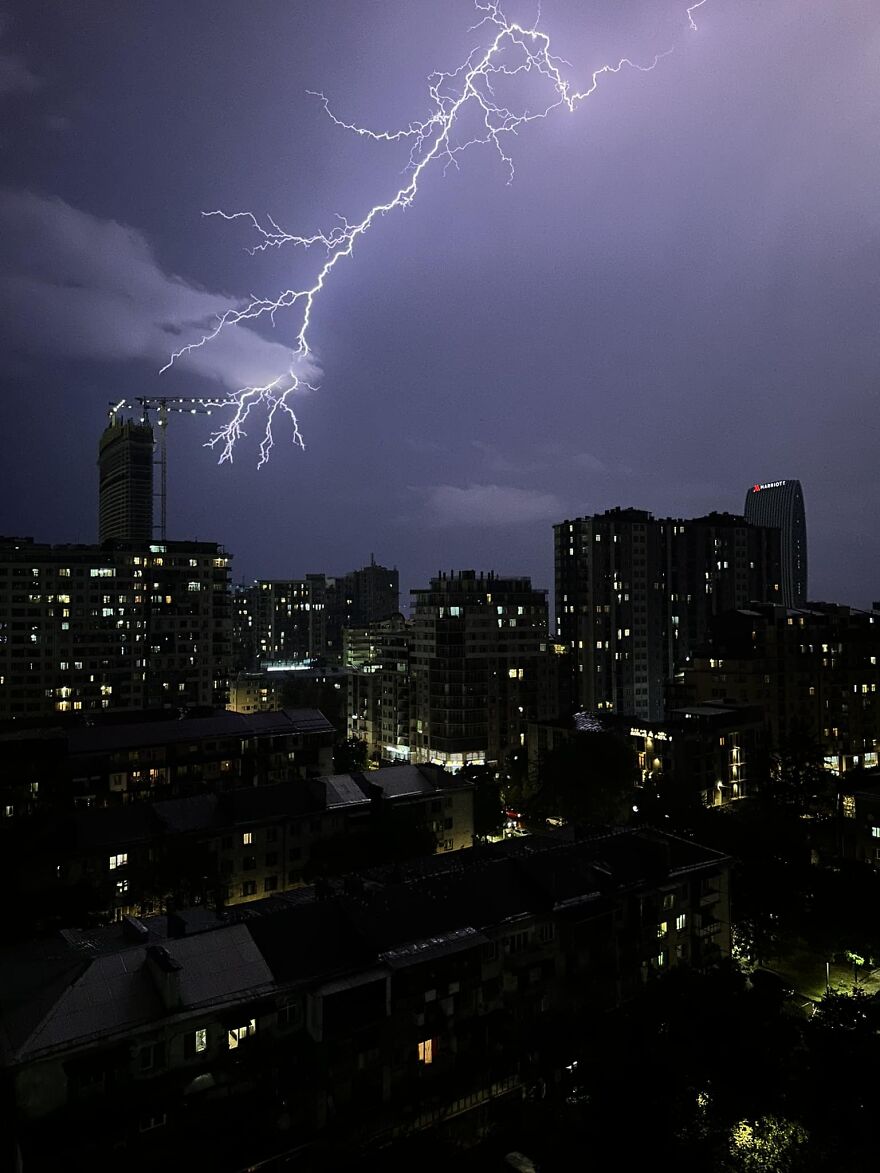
[[461, 764, 503, 839], [530, 730, 637, 825], [765, 723, 832, 814], [333, 736, 368, 773]]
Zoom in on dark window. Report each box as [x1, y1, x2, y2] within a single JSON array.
[[241, 880, 257, 897], [139, 1042, 165, 1072], [242, 856, 256, 871], [265, 852, 278, 867], [264, 875, 278, 892]]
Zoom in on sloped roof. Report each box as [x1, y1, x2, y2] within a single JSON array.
[[7, 924, 273, 1062]]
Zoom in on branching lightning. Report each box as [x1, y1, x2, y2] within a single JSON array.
[[164, 0, 711, 466]]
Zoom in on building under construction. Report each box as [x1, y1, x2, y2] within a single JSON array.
[[98, 414, 154, 543]]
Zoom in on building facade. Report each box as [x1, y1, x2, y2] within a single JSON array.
[[98, 415, 155, 543], [554, 508, 782, 721], [6, 763, 474, 923], [1, 827, 730, 1171], [743, 478, 808, 606], [0, 707, 336, 821], [0, 537, 232, 723], [672, 603, 880, 774], [408, 572, 551, 768], [326, 559, 400, 655]]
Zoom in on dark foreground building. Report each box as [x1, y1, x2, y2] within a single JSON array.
[[0, 827, 730, 1171]]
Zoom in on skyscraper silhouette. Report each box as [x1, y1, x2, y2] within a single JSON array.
[[98, 415, 154, 543], [744, 479, 807, 606]]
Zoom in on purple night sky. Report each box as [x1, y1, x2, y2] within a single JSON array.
[[0, 0, 877, 609]]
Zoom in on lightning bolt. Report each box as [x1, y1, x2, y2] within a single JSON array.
[[164, 0, 710, 466]]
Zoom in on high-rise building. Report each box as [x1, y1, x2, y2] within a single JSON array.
[[409, 570, 550, 767], [0, 536, 232, 722], [555, 508, 782, 720], [326, 559, 400, 655], [671, 602, 880, 774], [743, 478, 807, 606], [346, 615, 411, 762], [98, 416, 154, 543], [250, 576, 329, 665], [237, 562, 400, 669]]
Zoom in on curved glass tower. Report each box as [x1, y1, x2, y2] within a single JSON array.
[[744, 479, 807, 606]]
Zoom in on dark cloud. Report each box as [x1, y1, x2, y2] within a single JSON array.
[[0, 15, 41, 97], [0, 0, 877, 608], [0, 191, 319, 392]]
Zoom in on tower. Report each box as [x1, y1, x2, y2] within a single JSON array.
[[98, 415, 154, 543], [743, 479, 807, 606]]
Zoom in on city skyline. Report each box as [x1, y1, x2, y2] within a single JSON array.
[[1, 0, 877, 608]]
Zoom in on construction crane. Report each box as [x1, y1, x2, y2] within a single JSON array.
[[108, 396, 218, 542]]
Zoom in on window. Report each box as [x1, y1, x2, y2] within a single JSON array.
[[265, 851, 278, 867], [228, 1019, 256, 1049], [417, 1038, 435, 1064], [842, 795, 856, 819], [264, 875, 278, 892], [109, 853, 127, 870], [115, 878, 129, 894], [184, 1028, 207, 1058], [242, 856, 256, 871], [662, 892, 675, 910], [675, 913, 687, 931], [240, 880, 257, 897], [657, 921, 668, 938], [871, 827, 880, 839], [242, 831, 253, 845], [139, 1042, 165, 1072], [278, 1003, 301, 1028], [503, 930, 529, 955]]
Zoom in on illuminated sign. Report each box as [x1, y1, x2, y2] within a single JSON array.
[[630, 727, 670, 742], [752, 480, 786, 492]]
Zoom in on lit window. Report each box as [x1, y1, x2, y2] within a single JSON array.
[[842, 795, 856, 819], [657, 921, 668, 938], [676, 913, 687, 931], [242, 831, 253, 845], [109, 853, 127, 870], [871, 827, 880, 839], [228, 1019, 256, 1049], [116, 878, 129, 894], [417, 1038, 434, 1064]]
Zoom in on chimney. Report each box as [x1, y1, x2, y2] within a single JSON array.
[[145, 944, 183, 1010]]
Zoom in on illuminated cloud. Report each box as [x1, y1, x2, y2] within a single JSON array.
[[424, 483, 564, 527], [0, 190, 319, 392]]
